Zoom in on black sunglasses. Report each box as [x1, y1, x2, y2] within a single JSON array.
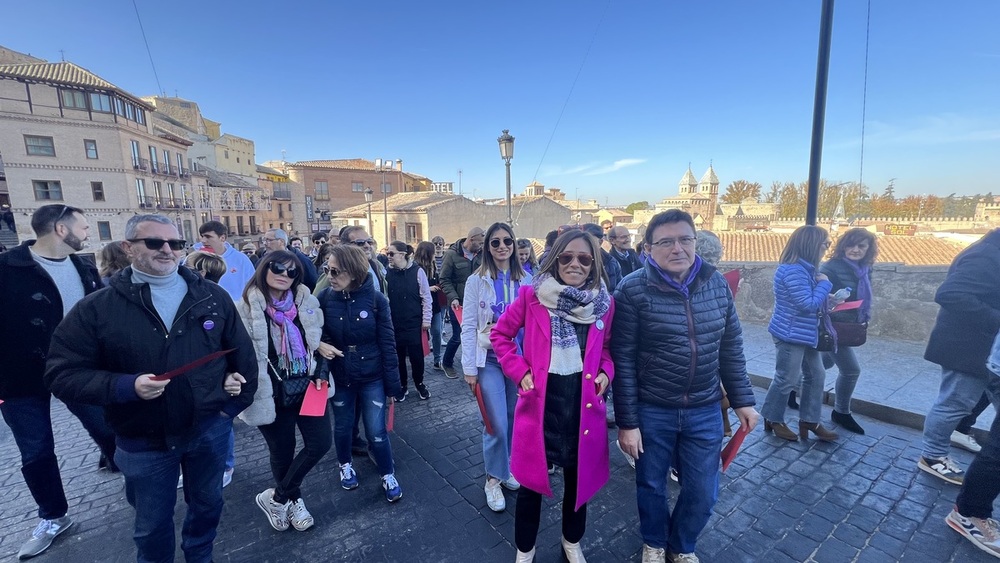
[[128, 238, 186, 251], [322, 265, 342, 277], [490, 237, 514, 249], [268, 262, 299, 278], [433, 242, 445, 247], [352, 238, 376, 247], [557, 252, 594, 267]]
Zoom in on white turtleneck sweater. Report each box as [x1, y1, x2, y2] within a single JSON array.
[[131, 267, 188, 330]]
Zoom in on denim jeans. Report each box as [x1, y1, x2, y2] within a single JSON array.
[[0, 394, 116, 520], [332, 380, 395, 476], [430, 311, 443, 364], [114, 415, 232, 563], [761, 338, 825, 424], [922, 368, 1000, 460], [443, 311, 462, 368], [257, 405, 332, 503], [635, 402, 723, 553], [825, 346, 861, 414], [957, 402, 1000, 518], [225, 428, 235, 471], [479, 352, 518, 481]]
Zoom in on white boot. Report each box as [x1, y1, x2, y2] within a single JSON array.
[[562, 537, 587, 563], [515, 546, 535, 562]]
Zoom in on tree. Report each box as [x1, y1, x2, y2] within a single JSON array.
[[720, 180, 762, 204], [625, 201, 649, 215]]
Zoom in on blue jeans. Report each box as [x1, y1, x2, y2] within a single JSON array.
[[443, 311, 462, 368], [114, 415, 232, 563], [331, 380, 395, 476], [430, 311, 443, 364], [635, 402, 723, 553], [225, 429, 235, 471], [922, 368, 1000, 460], [761, 338, 825, 424], [479, 352, 517, 481], [825, 346, 861, 414], [0, 394, 116, 520]]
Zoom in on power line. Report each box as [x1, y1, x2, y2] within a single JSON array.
[[858, 0, 872, 190], [131, 0, 164, 96]]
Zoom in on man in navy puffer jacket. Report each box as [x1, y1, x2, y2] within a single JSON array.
[[612, 210, 758, 562]]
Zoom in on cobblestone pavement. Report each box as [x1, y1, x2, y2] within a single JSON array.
[[0, 373, 995, 562]]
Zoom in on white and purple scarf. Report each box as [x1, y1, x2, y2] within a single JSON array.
[[533, 274, 610, 375]]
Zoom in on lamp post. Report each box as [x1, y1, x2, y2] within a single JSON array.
[[374, 158, 394, 244], [364, 187, 374, 233], [497, 129, 514, 224]]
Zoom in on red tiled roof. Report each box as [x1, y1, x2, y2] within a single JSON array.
[[717, 232, 967, 266], [292, 159, 375, 171]]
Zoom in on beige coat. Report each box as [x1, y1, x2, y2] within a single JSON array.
[[236, 285, 328, 426]]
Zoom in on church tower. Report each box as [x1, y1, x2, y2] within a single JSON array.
[[698, 164, 719, 197], [679, 166, 698, 195]]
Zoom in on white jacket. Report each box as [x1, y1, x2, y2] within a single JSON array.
[[460, 270, 531, 376]]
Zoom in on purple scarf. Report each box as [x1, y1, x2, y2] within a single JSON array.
[[846, 260, 873, 323], [645, 253, 703, 299], [266, 291, 309, 375]]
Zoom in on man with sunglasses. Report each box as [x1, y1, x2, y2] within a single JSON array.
[[0, 204, 118, 559], [262, 228, 318, 291], [45, 214, 258, 563], [439, 227, 484, 379], [340, 226, 387, 294]]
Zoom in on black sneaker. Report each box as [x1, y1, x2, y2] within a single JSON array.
[[432, 362, 442, 371], [416, 384, 430, 400], [442, 365, 459, 379], [396, 390, 407, 403]]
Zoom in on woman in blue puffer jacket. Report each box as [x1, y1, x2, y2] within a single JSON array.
[[761, 225, 838, 442]]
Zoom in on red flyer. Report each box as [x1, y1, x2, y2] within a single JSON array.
[[298, 380, 328, 417], [721, 423, 750, 472]]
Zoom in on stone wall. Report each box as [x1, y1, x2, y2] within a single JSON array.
[[724, 261, 948, 343]]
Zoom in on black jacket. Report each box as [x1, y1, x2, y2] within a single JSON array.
[[610, 247, 643, 280], [924, 229, 1000, 377], [44, 266, 257, 449], [820, 257, 871, 323], [611, 261, 754, 429], [0, 241, 102, 399], [440, 238, 482, 305]]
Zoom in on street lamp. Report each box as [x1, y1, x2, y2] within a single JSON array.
[[497, 129, 514, 224], [374, 158, 394, 244], [364, 187, 374, 233]]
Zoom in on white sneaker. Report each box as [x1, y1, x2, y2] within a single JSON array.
[[951, 431, 983, 453], [946, 507, 1000, 558], [501, 474, 521, 491], [641, 544, 666, 563], [287, 498, 314, 531], [671, 553, 700, 563], [222, 467, 234, 488], [255, 488, 290, 531], [485, 478, 505, 512]]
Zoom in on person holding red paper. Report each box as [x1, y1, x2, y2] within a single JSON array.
[[492, 228, 614, 563], [44, 214, 257, 563], [236, 250, 331, 533]]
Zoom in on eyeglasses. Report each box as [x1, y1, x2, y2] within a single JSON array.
[[557, 252, 594, 267], [386, 251, 401, 258], [351, 238, 376, 247], [128, 238, 186, 251], [268, 262, 299, 278], [650, 236, 696, 248], [490, 237, 514, 249], [322, 265, 342, 277], [433, 242, 445, 247], [262, 237, 279, 244]]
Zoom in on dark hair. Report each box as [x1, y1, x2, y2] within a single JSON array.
[[780, 225, 829, 267], [187, 250, 226, 283], [516, 238, 538, 270], [581, 223, 605, 240], [476, 222, 526, 280], [313, 243, 335, 269], [644, 210, 696, 245], [414, 241, 436, 278], [243, 250, 303, 305], [326, 244, 371, 291], [539, 229, 606, 291], [387, 240, 413, 259], [290, 236, 302, 244], [199, 220, 227, 237], [31, 204, 83, 237], [831, 228, 878, 267], [544, 229, 559, 247], [98, 241, 130, 279], [340, 225, 367, 244], [311, 231, 328, 244]]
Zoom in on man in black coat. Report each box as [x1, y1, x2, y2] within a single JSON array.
[[608, 225, 643, 279], [0, 204, 118, 559], [45, 214, 257, 563], [919, 228, 1000, 486], [439, 227, 484, 378]]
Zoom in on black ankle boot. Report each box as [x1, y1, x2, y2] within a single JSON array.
[[832, 410, 865, 435], [787, 391, 799, 410]]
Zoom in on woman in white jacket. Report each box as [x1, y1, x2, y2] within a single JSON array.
[[236, 250, 334, 533], [461, 222, 531, 512]]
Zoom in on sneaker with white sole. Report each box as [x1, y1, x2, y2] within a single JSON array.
[[501, 474, 520, 491], [382, 473, 403, 503], [951, 431, 983, 453], [918, 456, 965, 485], [617, 440, 636, 470], [255, 488, 290, 531], [287, 498, 314, 531], [416, 383, 430, 400], [946, 508, 1000, 558], [485, 478, 505, 512], [18, 516, 73, 560], [641, 544, 666, 563], [670, 553, 700, 563], [340, 463, 359, 490]]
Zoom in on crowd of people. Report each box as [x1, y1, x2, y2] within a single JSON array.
[[1, 204, 998, 562]]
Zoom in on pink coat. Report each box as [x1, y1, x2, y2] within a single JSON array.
[[491, 285, 615, 510]]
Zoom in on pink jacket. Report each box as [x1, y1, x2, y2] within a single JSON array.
[[491, 285, 615, 510]]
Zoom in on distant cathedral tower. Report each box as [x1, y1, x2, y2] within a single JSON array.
[[699, 164, 719, 197], [679, 167, 698, 195], [657, 163, 721, 231]]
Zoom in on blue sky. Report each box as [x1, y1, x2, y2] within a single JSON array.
[[4, 1, 999, 205]]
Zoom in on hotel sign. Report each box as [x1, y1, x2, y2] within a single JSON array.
[[883, 223, 916, 236], [305, 196, 314, 220]]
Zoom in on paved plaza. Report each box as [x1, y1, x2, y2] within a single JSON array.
[[0, 324, 996, 562]]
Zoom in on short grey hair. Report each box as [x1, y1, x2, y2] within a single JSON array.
[[268, 228, 288, 244], [125, 214, 176, 240], [695, 230, 724, 266]]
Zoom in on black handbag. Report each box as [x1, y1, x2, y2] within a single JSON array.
[[815, 310, 836, 352], [268, 359, 311, 407], [832, 321, 868, 347]]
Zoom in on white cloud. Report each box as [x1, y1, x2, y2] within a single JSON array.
[[582, 158, 647, 176], [830, 113, 1000, 150]]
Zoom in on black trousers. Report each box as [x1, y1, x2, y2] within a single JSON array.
[[257, 403, 332, 503], [396, 342, 425, 390], [956, 392, 991, 434], [514, 465, 587, 552]]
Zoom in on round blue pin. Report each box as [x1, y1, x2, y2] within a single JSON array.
[[203, 319, 215, 331], [596, 319, 605, 330], [360, 310, 369, 319]]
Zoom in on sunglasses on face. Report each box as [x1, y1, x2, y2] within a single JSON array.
[[322, 265, 342, 277], [128, 238, 186, 251], [433, 242, 444, 247], [490, 237, 514, 249], [386, 251, 402, 258], [557, 252, 594, 267], [352, 238, 376, 247], [268, 262, 299, 278]]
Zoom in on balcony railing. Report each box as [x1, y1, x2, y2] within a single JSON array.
[[178, 168, 190, 179], [134, 158, 149, 172], [137, 196, 155, 209], [190, 168, 208, 177], [273, 188, 292, 200]]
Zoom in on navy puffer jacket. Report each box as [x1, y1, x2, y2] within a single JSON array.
[[768, 260, 832, 347], [611, 261, 755, 430]]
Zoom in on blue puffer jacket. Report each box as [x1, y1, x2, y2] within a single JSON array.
[[768, 260, 833, 347]]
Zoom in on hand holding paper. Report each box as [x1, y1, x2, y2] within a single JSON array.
[[299, 380, 329, 417]]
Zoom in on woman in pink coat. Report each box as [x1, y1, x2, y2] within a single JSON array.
[[491, 229, 615, 563]]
